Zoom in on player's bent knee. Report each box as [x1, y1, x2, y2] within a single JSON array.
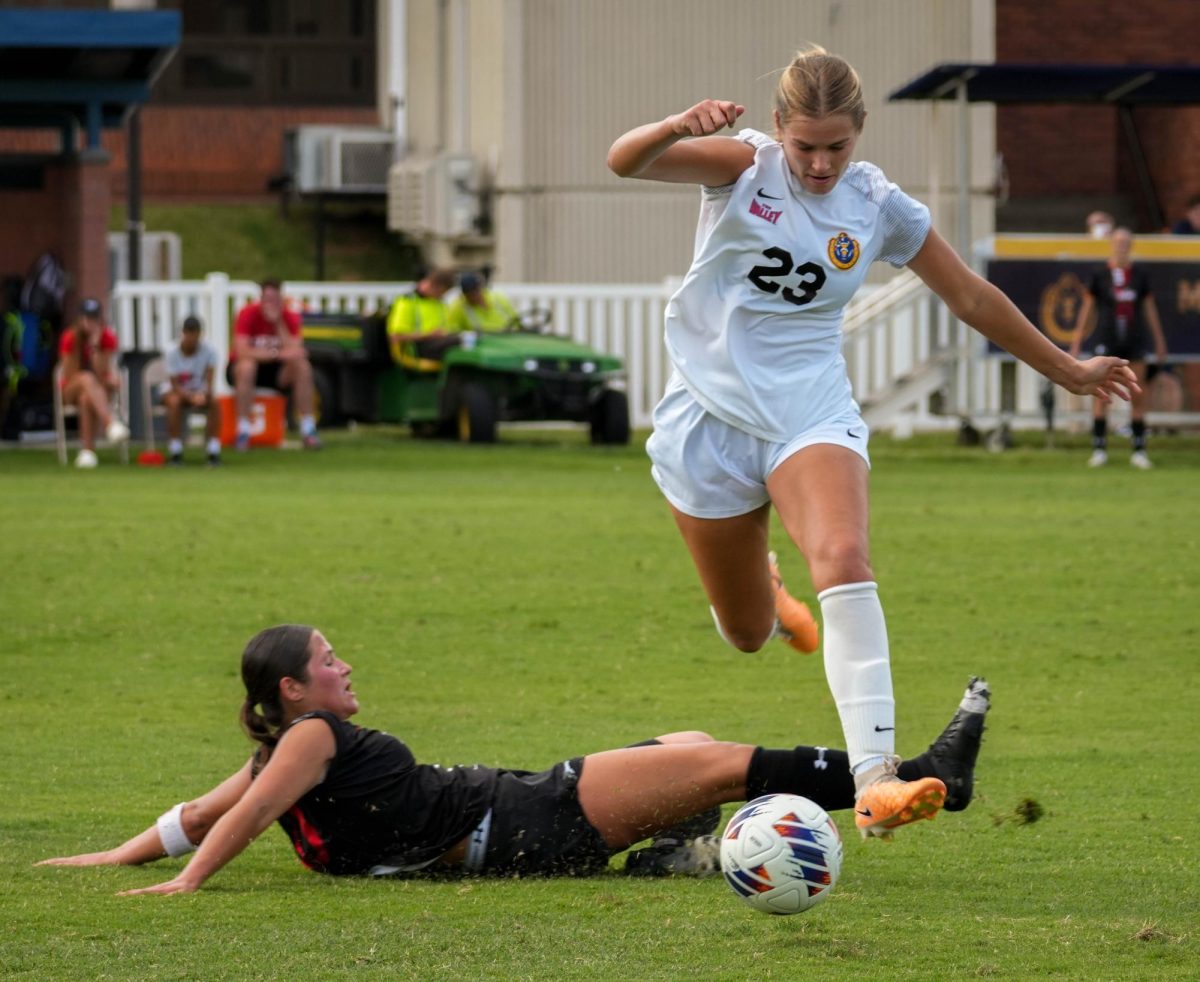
[[656, 730, 716, 744], [725, 632, 770, 654], [809, 541, 872, 586]]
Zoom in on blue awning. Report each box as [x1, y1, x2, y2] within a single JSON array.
[[889, 63, 1200, 106], [0, 8, 180, 147]]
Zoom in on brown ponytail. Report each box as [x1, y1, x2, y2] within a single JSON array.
[[239, 624, 315, 749]]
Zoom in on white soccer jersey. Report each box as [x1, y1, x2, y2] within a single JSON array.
[[165, 341, 217, 393], [663, 128, 931, 442]]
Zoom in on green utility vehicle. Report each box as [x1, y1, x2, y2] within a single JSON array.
[[301, 312, 630, 444]]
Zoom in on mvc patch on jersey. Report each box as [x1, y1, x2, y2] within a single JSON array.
[[827, 231, 860, 270]]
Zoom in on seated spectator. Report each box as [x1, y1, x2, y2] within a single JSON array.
[[59, 297, 128, 469], [1170, 194, 1200, 235], [162, 315, 221, 467], [386, 267, 458, 365], [448, 270, 519, 333], [228, 279, 320, 451]]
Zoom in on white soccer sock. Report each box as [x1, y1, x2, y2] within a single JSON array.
[[206, 437, 221, 456], [237, 417, 252, 437], [300, 414, 316, 437], [168, 438, 183, 455], [818, 581, 895, 777]]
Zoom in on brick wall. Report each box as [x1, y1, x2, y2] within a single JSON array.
[[997, 0, 1200, 230], [0, 168, 62, 286], [0, 105, 381, 200], [0, 155, 109, 310], [103, 105, 382, 198]]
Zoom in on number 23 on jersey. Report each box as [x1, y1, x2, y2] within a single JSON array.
[[746, 247, 828, 307]]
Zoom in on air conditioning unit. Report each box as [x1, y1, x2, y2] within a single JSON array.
[[387, 153, 479, 238], [286, 126, 394, 194]]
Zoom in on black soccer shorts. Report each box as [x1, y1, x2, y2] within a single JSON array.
[[475, 757, 611, 876]]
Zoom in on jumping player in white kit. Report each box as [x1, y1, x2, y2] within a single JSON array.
[[607, 46, 1137, 840]]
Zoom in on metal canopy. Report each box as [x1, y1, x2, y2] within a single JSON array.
[[889, 62, 1200, 107], [0, 8, 180, 148], [887, 61, 1200, 238]]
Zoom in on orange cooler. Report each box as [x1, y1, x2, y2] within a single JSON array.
[[218, 393, 286, 447]]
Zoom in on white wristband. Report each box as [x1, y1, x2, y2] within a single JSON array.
[[156, 802, 197, 857]]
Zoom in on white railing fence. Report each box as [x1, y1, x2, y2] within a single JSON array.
[[111, 274, 675, 426], [111, 272, 1096, 432]]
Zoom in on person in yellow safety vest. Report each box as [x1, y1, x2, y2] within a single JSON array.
[[448, 270, 520, 333], [386, 268, 458, 366]]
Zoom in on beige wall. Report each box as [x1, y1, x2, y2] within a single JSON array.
[[401, 0, 996, 282]]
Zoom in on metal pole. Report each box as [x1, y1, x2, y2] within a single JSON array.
[[956, 80, 970, 258], [127, 107, 143, 284], [314, 193, 326, 282], [436, 0, 447, 154], [1118, 105, 1165, 230], [955, 80, 972, 420], [127, 106, 144, 358], [452, 0, 469, 154]]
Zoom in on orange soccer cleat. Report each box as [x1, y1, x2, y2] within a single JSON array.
[[854, 775, 947, 840], [768, 552, 819, 654]]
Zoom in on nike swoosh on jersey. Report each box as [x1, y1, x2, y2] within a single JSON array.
[[755, 188, 784, 200]]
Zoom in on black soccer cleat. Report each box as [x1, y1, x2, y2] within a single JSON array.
[[624, 835, 722, 877], [921, 676, 990, 812]]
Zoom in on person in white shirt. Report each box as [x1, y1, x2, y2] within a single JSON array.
[[607, 45, 1137, 841], [163, 315, 221, 466]]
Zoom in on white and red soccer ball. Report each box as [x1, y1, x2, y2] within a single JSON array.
[[720, 793, 843, 915]]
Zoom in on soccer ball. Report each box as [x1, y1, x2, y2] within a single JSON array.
[[720, 793, 843, 915]]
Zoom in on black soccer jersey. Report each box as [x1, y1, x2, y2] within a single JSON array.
[[1087, 263, 1151, 345], [256, 710, 498, 875]]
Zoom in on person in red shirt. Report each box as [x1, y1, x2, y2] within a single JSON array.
[[227, 279, 320, 451], [58, 297, 129, 468]]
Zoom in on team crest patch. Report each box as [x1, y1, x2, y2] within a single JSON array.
[[827, 232, 860, 270]]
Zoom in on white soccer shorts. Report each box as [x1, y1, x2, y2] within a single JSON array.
[[646, 382, 870, 519]]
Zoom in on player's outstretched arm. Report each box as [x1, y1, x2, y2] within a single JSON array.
[[36, 760, 255, 869], [607, 100, 754, 186], [908, 229, 1139, 403], [118, 719, 334, 895]]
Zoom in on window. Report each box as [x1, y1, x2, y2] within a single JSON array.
[[152, 0, 376, 106]]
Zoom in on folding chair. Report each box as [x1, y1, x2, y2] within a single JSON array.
[[53, 362, 131, 465]]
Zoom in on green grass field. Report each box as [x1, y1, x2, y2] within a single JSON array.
[[3, 428, 1197, 980]]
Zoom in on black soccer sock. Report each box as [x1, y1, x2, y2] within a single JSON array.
[[746, 746, 855, 812], [895, 751, 939, 784], [746, 746, 932, 813], [1131, 419, 1147, 452], [1092, 417, 1108, 449]]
